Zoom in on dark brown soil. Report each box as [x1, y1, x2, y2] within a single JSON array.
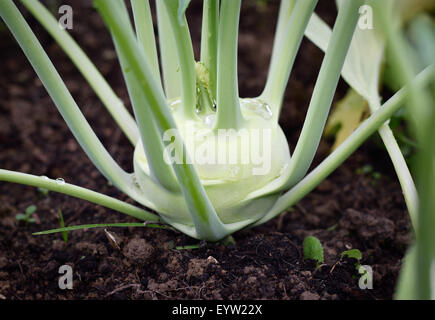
[[0, 0, 412, 300]]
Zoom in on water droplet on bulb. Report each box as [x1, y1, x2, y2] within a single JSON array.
[[261, 103, 273, 120], [204, 114, 216, 128], [169, 99, 181, 112], [242, 99, 273, 120], [55, 178, 65, 185]]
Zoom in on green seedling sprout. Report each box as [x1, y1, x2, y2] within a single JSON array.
[[341, 248, 363, 272], [356, 165, 382, 186], [303, 236, 324, 268], [15, 205, 37, 225], [58, 209, 68, 244], [341, 249, 363, 261]]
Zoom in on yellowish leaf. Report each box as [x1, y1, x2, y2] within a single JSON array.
[[325, 89, 369, 152]]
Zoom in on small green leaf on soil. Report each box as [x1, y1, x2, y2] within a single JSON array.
[[341, 249, 362, 261], [303, 236, 324, 264], [25, 205, 37, 215]]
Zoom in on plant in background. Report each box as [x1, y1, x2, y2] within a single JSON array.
[[307, 0, 433, 231], [372, 3, 435, 300], [0, 0, 432, 250]]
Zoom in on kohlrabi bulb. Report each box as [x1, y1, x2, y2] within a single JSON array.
[[133, 97, 291, 227]]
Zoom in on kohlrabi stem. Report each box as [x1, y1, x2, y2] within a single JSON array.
[[162, 0, 197, 118], [131, 0, 161, 82], [370, 98, 418, 230], [261, 0, 318, 119], [253, 65, 433, 227], [19, 0, 139, 145], [268, 0, 296, 70], [377, 3, 435, 300], [0, 0, 137, 198], [284, 0, 363, 188], [215, 0, 243, 130], [95, 0, 229, 241], [0, 169, 159, 222], [110, 0, 179, 192], [305, 12, 331, 54], [200, 0, 219, 100], [156, 0, 180, 100]]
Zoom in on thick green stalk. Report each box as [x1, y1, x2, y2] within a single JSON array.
[[109, 0, 179, 192], [284, 0, 363, 188], [19, 0, 139, 145], [268, 0, 296, 73], [131, 0, 161, 82], [200, 0, 219, 100], [0, 0, 137, 198], [156, 0, 180, 100], [162, 0, 197, 118], [370, 99, 418, 229], [95, 0, 228, 241], [254, 66, 433, 227], [0, 170, 159, 222], [261, 0, 318, 119], [305, 12, 331, 54], [215, 0, 243, 129]]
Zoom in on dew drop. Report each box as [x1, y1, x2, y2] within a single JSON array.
[[40, 175, 50, 180], [261, 103, 273, 120], [169, 98, 181, 112], [55, 178, 65, 185], [242, 98, 273, 120], [204, 114, 216, 128]]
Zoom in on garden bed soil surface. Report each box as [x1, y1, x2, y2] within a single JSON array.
[[0, 0, 412, 300]]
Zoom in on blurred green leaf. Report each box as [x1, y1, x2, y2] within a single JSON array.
[[303, 236, 324, 266], [341, 249, 362, 261]]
